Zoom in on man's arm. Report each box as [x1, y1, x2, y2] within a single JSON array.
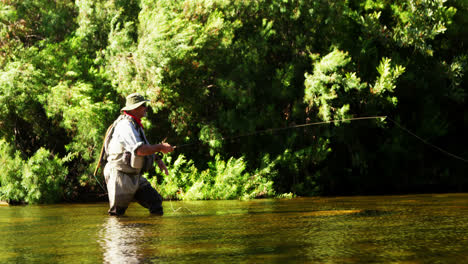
[[137, 143, 173, 175], [135, 142, 174, 156]]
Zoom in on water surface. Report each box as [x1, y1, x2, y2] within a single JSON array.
[[1, 194, 468, 263]]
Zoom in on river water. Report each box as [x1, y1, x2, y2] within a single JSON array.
[[1, 194, 468, 263]]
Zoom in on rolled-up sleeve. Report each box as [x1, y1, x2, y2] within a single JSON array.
[[114, 120, 145, 155]]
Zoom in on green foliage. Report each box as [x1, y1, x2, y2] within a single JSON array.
[[151, 154, 276, 200], [373, 57, 405, 95], [444, 55, 467, 103], [199, 124, 223, 155], [273, 140, 332, 196], [0, 141, 68, 204], [1, 0, 76, 47], [22, 148, 68, 204], [304, 49, 404, 123], [0, 58, 55, 156], [0, 140, 26, 203], [390, 0, 456, 56], [348, 0, 456, 56], [304, 49, 359, 121]]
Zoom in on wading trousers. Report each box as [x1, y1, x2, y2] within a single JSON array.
[[104, 165, 163, 216]]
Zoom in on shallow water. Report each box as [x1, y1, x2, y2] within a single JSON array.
[[1, 194, 468, 263]]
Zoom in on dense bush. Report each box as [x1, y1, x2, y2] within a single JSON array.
[[0, 141, 68, 204], [151, 154, 277, 200], [22, 148, 68, 204], [0, 140, 26, 203]]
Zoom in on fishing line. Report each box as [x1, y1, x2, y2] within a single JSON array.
[[93, 175, 108, 194], [168, 198, 196, 214], [387, 117, 468, 163], [175, 116, 387, 149]]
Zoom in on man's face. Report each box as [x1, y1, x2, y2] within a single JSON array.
[[132, 104, 147, 119]]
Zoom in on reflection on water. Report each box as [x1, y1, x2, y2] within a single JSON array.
[[1, 194, 468, 263], [100, 217, 144, 264]]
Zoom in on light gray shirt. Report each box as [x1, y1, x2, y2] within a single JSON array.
[[105, 115, 148, 174]]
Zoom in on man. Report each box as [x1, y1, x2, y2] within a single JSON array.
[[102, 93, 174, 216]]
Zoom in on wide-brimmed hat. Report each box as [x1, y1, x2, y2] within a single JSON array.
[[121, 93, 150, 111]]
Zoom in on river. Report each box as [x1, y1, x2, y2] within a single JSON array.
[[1, 193, 468, 263]]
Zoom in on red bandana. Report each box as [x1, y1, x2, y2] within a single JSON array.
[[123, 111, 144, 129]]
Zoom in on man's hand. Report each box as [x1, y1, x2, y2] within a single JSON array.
[[159, 142, 174, 154], [157, 159, 169, 175]]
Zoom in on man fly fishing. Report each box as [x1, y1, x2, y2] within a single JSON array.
[[96, 93, 174, 216]]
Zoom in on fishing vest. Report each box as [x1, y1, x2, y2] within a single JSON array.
[[99, 115, 155, 175]]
